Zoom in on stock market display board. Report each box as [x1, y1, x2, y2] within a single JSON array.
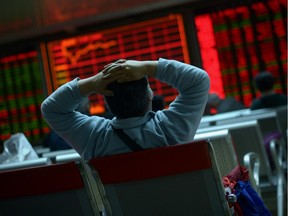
[[195, 0, 287, 106], [46, 14, 190, 115], [1, 0, 286, 144], [0, 50, 49, 143]]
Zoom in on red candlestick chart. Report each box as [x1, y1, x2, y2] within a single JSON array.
[[195, 0, 287, 106], [46, 14, 190, 115]]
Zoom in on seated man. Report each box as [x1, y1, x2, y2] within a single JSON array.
[[251, 71, 287, 110], [204, 93, 245, 115], [41, 58, 210, 159]]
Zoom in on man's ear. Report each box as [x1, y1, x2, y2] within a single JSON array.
[[148, 87, 153, 100]]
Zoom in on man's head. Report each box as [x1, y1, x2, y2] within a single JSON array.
[[254, 71, 274, 93], [207, 93, 221, 108], [104, 77, 153, 118]]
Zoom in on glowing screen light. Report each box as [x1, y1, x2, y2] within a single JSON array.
[[195, 0, 287, 107], [46, 14, 190, 115], [0, 51, 50, 143]]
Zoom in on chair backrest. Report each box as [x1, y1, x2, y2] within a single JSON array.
[[216, 111, 282, 138], [88, 140, 230, 216], [200, 109, 250, 127], [246, 107, 287, 144], [0, 162, 97, 216], [42, 149, 78, 160], [0, 158, 50, 171], [275, 105, 287, 146], [216, 111, 287, 168], [55, 152, 81, 163], [194, 129, 238, 177], [197, 121, 272, 179], [274, 105, 287, 135]]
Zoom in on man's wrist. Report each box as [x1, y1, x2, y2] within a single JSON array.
[[78, 75, 99, 96], [145, 61, 158, 77]]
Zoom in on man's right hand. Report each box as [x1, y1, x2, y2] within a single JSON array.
[[102, 60, 158, 83]]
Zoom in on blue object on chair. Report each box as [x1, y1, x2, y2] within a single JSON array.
[[235, 181, 272, 216]]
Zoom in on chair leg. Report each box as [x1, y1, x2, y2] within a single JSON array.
[[270, 140, 286, 216]]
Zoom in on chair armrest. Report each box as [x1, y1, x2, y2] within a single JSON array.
[[243, 152, 261, 196]]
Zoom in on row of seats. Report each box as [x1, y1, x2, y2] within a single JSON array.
[[0, 139, 231, 216], [0, 106, 286, 215], [198, 105, 287, 216]]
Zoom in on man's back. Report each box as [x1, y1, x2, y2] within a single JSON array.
[[41, 59, 210, 159], [217, 97, 246, 113], [251, 93, 287, 110], [251, 71, 287, 110]]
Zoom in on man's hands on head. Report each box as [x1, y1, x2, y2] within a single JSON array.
[[102, 59, 158, 83], [78, 59, 158, 96], [77, 68, 118, 97]]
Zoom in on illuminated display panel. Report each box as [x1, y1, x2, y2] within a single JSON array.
[[0, 0, 186, 36], [46, 14, 189, 115], [41, 0, 175, 26], [195, 0, 287, 107], [0, 51, 50, 143]]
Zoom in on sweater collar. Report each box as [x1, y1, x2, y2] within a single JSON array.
[[111, 111, 155, 129]]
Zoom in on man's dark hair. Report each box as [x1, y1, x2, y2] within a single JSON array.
[[104, 77, 151, 118], [152, 95, 164, 111], [254, 71, 274, 92]]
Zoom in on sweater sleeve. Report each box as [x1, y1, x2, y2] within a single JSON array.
[[154, 58, 210, 144], [41, 79, 110, 155]]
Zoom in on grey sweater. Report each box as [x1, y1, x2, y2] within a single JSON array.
[[41, 58, 210, 159]]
